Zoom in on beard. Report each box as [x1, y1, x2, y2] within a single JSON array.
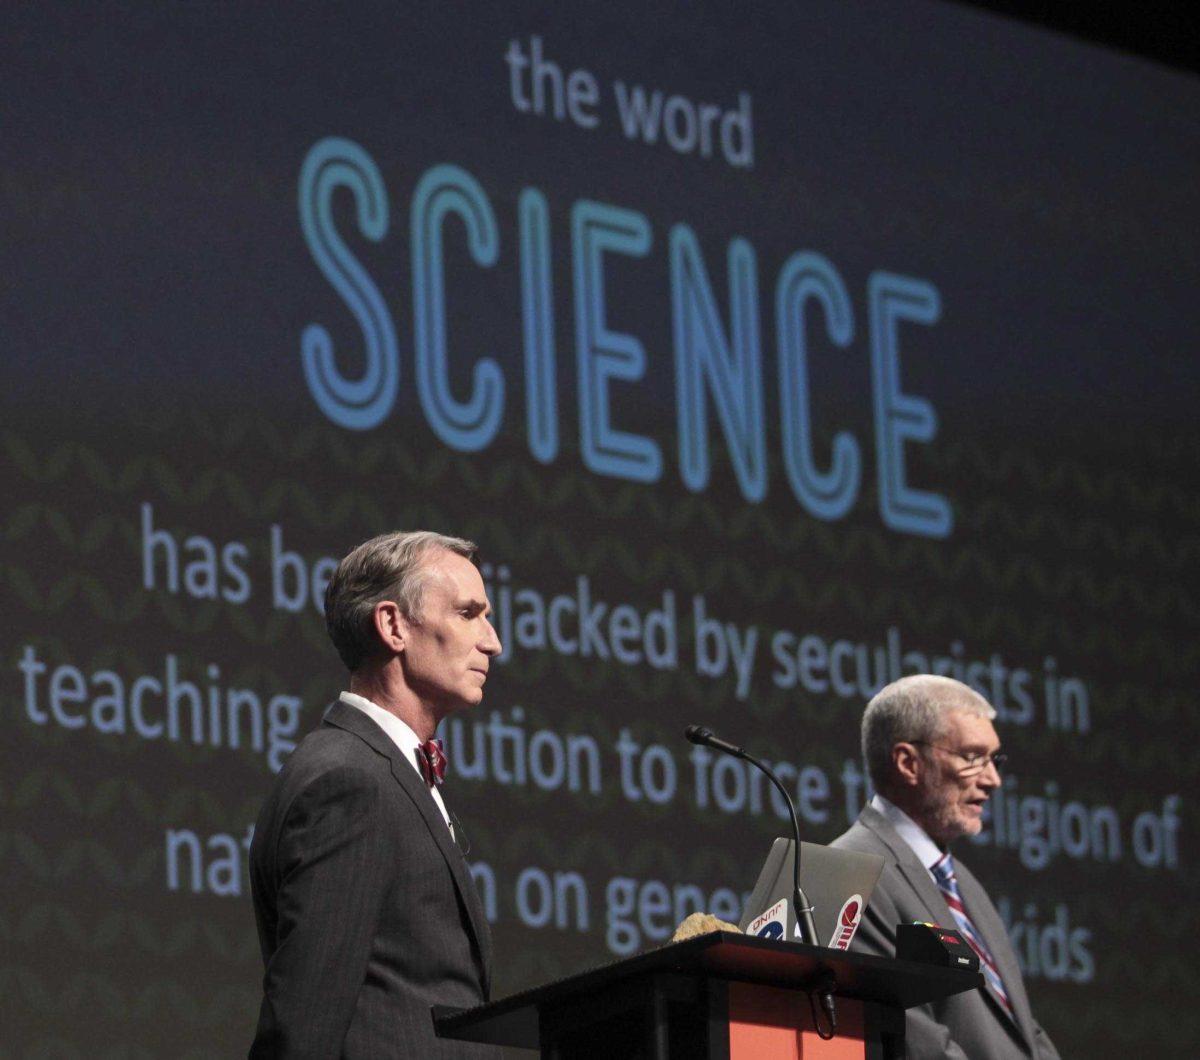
[[913, 782, 975, 846]]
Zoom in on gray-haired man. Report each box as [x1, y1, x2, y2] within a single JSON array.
[[250, 531, 502, 1058], [832, 675, 1060, 1059]]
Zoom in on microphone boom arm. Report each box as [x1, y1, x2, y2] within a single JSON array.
[[747, 755, 821, 947], [685, 726, 821, 946]]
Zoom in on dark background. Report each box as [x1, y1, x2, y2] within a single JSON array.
[[2, 2, 1196, 1055], [961, 1, 1199, 76]]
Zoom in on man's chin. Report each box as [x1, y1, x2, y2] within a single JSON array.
[[957, 813, 984, 838], [435, 691, 485, 716], [928, 811, 981, 845]]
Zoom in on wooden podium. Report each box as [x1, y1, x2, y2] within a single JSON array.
[[434, 931, 981, 1058]]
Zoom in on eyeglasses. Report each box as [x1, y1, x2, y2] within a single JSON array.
[[911, 742, 1008, 774]]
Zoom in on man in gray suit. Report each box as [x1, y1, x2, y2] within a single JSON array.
[[832, 675, 1060, 1059], [250, 531, 502, 1057]]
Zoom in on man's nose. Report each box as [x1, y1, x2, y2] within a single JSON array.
[[979, 759, 1002, 789], [480, 617, 502, 656]]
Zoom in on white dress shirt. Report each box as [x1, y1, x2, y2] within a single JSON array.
[[339, 691, 452, 830]]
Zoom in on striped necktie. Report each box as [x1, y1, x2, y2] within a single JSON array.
[[931, 852, 1014, 1018], [417, 738, 448, 786]]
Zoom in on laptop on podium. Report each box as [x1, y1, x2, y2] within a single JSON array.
[[738, 838, 885, 950]]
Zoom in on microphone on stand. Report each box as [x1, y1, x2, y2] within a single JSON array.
[[683, 725, 821, 948], [684, 725, 838, 1038]]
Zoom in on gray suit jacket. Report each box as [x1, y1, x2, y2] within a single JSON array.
[[831, 805, 1059, 1060], [249, 701, 498, 1058]]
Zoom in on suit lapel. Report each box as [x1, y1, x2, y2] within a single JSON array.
[[861, 806, 1030, 1045], [322, 702, 493, 996], [860, 806, 950, 924], [954, 858, 1033, 1045]]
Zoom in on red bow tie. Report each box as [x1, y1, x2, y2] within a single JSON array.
[[417, 739, 448, 786]]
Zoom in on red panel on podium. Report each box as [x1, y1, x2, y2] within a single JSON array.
[[728, 981, 865, 1058]]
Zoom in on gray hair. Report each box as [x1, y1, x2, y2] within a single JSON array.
[[324, 530, 477, 671], [862, 675, 996, 792]]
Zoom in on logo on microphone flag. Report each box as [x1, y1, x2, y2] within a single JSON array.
[[747, 898, 788, 941], [832, 894, 865, 950]]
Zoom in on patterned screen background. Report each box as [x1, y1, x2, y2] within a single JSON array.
[[3, 2, 1197, 1055]]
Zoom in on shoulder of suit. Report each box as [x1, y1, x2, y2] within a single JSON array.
[[302, 720, 391, 760], [831, 813, 904, 864], [831, 819, 882, 854], [276, 726, 393, 793]]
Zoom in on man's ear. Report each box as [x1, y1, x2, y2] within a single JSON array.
[[892, 742, 923, 789], [372, 601, 408, 655]]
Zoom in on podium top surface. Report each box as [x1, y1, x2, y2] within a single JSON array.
[[435, 931, 982, 1049]]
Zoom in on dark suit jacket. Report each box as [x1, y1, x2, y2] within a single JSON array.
[[832, 805, 1059, 1060], [249, 700, 498, 1058]]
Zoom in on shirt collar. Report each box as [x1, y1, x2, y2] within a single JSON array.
[[339, 691, 424, 774], [871, 792, 945, 872], [337, 692, 453, 831]]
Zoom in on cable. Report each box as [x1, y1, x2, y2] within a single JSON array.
[[808, 971, 838, 1041]]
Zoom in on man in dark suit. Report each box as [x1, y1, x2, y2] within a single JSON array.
[[249, 531, 502, 1057], [832, 675, 1060, 1060]]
